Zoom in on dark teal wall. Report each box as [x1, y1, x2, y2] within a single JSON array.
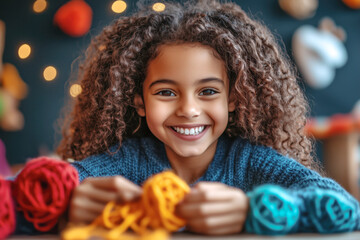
[[0, 0, 359, 164]]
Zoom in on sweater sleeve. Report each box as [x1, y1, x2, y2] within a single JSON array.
[[247, 144, 356, 199]]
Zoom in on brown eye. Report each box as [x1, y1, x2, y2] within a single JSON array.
[[156, 90, 175, 96], [200, 89, 218, 96]]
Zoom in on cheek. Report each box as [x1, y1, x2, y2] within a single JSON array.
[[207, 100, 229, 128], [144, 101, 171, 128]]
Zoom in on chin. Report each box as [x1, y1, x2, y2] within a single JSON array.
[[174, 148, 206, 158]]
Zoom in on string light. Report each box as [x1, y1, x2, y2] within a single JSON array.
[[18, 44, 31, 59], [69, 84, 82, 97], [33, 0, 47, 13], [111, 0, 127, 13], [152, 2, 166, 12], [43, 66, 57, 81]]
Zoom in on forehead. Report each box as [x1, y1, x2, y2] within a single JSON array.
[[146, 43, 227, 83]]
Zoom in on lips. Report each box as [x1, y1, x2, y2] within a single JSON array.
[[170, 126, 206, 136]]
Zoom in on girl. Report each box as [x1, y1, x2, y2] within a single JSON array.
[[57, 0, 359, 235]]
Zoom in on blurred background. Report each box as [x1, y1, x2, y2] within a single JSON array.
[[0, 0, 359, 190]]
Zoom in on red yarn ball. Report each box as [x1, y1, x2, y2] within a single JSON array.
[[0, 177, 16, 239], [13, 157, 79, 232]]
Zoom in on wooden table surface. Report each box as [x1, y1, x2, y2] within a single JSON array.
[[7, 232, 360, 240]]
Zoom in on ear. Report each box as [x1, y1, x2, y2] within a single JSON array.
[[134, 94, 145, 117], [228, 91, 236, 112]]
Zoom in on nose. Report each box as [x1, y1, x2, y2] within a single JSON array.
[[175, 96, 201, 119]]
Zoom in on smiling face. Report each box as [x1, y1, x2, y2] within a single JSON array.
[[135, 43, 235, 163]]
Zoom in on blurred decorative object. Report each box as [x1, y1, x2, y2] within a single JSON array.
[[342, 0, 360, 9], [54, 0, 93, 37], [305, 99, 360, 139], [279, 0, 318, 19], [0, 20, 28, 131], [0, 139, 11, 178], [1, 64, 28, 100], [305, 114, 359, 139], [352, 99, 360, 118], [292, 17, 347, 89], [0, 89, 24, 131], [306, 108, 360, 201]]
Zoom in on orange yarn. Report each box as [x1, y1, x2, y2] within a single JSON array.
[[62, 171, 190, 240]]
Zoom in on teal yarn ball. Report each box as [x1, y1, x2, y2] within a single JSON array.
[[245, 185, 300, 235], [306, 189, 358, 233]]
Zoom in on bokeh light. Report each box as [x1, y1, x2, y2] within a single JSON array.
[[43, 66, 57, 81], [152, 2, 166, 12], [18, 44, 31, 59], [33, 0, 47, 13], [69, 84, 82, 97], [111, 0, 127, 13]]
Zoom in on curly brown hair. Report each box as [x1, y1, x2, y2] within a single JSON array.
[[57, 0, 321, 171]]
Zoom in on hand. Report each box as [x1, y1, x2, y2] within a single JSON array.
[[176, 182, 248, 235], [68, 176, 142, 224]]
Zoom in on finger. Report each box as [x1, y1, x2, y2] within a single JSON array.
[[177, 201, 244, 218], [77, 184, 118, 203], [194, 182, 226, 191], [183, 188, 246, 203], [187, 213, 245, 234], [189, 223, 244, 235], [89, 176, 143, 200], [71, 197, 105, 214], [69, 208, 100, 224], [114, 176, 143, 195]]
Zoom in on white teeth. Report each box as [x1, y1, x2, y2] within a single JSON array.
[[173, 126, 205, 136]]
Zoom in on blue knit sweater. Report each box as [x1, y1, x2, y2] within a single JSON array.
[[71, 134, 360, 234], [73, 135, 348, 192]]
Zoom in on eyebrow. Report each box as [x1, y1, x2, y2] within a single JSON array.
[[148, 77, 225, 88]]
